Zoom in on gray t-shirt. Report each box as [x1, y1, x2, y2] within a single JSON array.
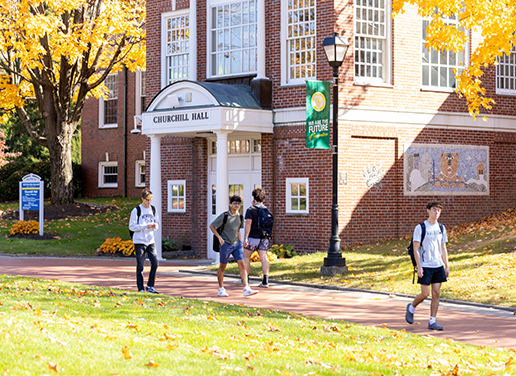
[[211, 211, 243, 245], [413, 220, 447, 268]]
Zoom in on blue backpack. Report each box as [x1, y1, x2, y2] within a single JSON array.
[[257, 207, 274, 240]]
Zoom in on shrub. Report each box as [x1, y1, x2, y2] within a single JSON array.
[[10, 220, 39, 235], [162, 238, 179, 252], [269, 244, 298, 259], [97, 237, 134, 257], [249, 251, 277, 262]]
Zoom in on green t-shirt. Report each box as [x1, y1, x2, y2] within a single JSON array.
[[211, 211, 243, 244]]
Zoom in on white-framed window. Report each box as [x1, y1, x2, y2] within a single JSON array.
[[167, 180, 186, 213], [162, 11, 190, 87], [422, 15, 467, 90], [496, 48, 516, 95], [98, 162, 118, 188], [98, 74, 118, 128], [286, 178, 308, 214], [209, 0, 258, 78], [354, 0, 392, 85], [135, 70, 146, 116], [281, 0, 316, 85], [135, 160, 145, 188], [209, 138, 262, 155]]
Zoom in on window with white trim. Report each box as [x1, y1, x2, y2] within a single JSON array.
[[422, 15, 466, 90], [163, 12, 190, 86], [496, 48, 516, 95], [135, 70, 146, 116], [135, 160, 145, 187], [282, 0, 316, 85], [286, 178, 308, 214], [354, 0, 391, 85], [98, 74, 118, 128], [98, 162, 118, 188], [210, 0, 258, 77], [167, 180, 186, 213]]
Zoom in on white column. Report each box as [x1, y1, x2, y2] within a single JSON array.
[[256, 0, 267, 79], [189, 0, 197, 81], [149, 134, 165, 261]]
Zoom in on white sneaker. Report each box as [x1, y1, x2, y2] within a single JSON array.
[[218, 287, 229, 297], [243, 287, 258, 297]]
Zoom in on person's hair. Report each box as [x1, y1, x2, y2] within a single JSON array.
[[141, 189, 153, 199], [252, 188, 266, 203], [426, 202, 443, 210], [229, 195, 242, 204]]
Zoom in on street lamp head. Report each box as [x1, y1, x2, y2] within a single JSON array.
[[322, 32, 350, 69]]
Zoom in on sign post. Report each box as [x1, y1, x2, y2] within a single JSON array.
[[19, 173, 44, 236]]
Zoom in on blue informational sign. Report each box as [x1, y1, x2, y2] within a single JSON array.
[[21, 182, 41, 210]]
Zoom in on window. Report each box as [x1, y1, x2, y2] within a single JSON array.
[[210, 0, 257, 77], [167, 180, 186, 213], [282, 0, 316, 85], [99, 74, 118, 128], [422, 15, 466, 90], [209, 138, 261, 155], [135, 70, 146, 116], [98, 162, 118, 188], [496, 48, 516, 95], [135, 160, 145, 187], [354, 0, 391, 85], [286, 178, 308, 214], [163, 12, 190, 86]]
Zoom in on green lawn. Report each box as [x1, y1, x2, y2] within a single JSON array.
[[0, 198, 140, 257], [1, 275, 515, 375]]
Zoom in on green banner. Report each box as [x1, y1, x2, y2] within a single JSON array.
[[306, 80, 330, 149]]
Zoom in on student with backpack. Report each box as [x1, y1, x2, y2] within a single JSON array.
[[243, 188, 273, 288], [210, 195, 258, 297], [405, 202, 449, 331], [129, 189, 160, 294]]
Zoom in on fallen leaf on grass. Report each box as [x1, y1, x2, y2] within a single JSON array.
[[145, 360, 159, 368], [122, 346, 132, 360], [166, 344, 178, 350], [48, 362, 58, 373]]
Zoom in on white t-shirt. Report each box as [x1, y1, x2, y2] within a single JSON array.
[[413, 220, 447, 268], [129, 205, 160, 245]]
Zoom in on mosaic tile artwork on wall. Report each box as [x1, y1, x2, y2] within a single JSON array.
[[404, 143, 489, 196]]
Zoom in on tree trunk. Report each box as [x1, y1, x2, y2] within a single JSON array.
[[46, 121, 75, 206]]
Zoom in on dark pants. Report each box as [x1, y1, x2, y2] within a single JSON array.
[[135, 243, 158, 291]]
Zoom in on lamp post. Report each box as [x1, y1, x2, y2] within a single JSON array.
[[320, 32, 350, 276]]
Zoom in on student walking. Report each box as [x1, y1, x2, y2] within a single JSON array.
[[405, 202, 449, 331], [244, 188, 271, 288], [210, 195, 258, 297], [129, 189, 160, 294]]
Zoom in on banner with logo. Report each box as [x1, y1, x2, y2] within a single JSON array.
[[306, 80, 330, 149]]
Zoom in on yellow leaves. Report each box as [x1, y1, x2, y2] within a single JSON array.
[[48, 361, 59, 373], [122, 346, 132, 360], [9, 220, 39, 235], [264, 322, 281, 332], [166, 344, 179, 350], [145, 360, 159, 368], [97, 237, 134, 257]]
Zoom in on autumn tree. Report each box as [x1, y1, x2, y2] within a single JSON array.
[[0, 0, 145, 205], [393, 0, 516, 119], [0, 128, 21, 167]]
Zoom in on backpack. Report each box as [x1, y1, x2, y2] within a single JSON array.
[[213, 212, 244, 252], [129, 205, 156, 240], [257, 207, 274, 240], [407, 222, 444, 284]]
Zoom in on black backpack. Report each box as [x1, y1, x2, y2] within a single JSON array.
[[129, 205, 156, 240], [213, 212, 243, 252], [407, 222, 444, 283], [257, 207, 274, 240]]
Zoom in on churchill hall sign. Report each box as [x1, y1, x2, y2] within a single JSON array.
[[153, 111, 209, 124]]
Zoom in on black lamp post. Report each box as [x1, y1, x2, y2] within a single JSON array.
[[321, 32, 350, 276]]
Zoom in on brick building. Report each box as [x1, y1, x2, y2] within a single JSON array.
[[82, 0, 516, 260]]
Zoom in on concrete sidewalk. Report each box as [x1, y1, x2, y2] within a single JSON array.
[[0, 255, 515, 349]]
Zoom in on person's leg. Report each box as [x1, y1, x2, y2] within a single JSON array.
[[218, 243, 231, 288], [146, 244, 159, 288], [236, 259, 249, 287], [134, 244, 146, 291], [258, 249, 269, 274], [412, 284, 431, 308], [217, 263, 227, 287], [430, 283, 442, 317], [243, 248, 253, 275]]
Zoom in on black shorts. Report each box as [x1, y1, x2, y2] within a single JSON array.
[[418, 266, 447, 285]]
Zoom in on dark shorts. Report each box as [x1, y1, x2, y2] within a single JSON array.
[[418, 266, 447, 285], [219, 241, 245, 264]]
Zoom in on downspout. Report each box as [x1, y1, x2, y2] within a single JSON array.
[[123, 66, 128, 197]]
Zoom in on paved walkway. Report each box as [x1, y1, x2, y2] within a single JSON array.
[[1, 255, 515, 349]]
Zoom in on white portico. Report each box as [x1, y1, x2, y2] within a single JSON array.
[[138, 80, 273, 260]]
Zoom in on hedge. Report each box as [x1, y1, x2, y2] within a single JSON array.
[[0, 160, 82, 202]]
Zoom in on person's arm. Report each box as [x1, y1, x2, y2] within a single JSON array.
[[441, 227, 449, 277], [210, 223, 224, 246], [413, 241, 424, 278], [128, 208, 144, 233], [150, 207, 159, 231], [210, 215, 224, 245], [244, 218, 252, 248]]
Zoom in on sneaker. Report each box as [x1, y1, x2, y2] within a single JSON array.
[[139, 289, 145, 293], [258, 283, 269, 288], [405, 304, 414, 324], [218, 287, 229, 297], [428, 322, 444, 331], [243, 287, 259, 297], [146, 286, 159, 294]]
